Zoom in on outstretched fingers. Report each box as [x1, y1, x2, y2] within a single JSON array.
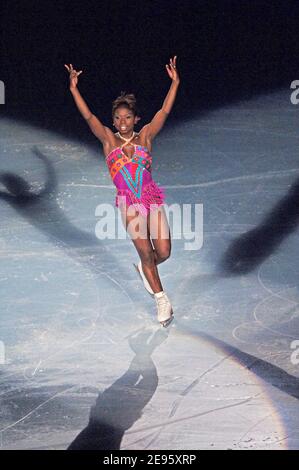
[[64, 64, 82, 76], [170, 56, 177, 68], [165, 55, 178, 80], [165, 55, 177, 70], [64, 63, 74, 72]]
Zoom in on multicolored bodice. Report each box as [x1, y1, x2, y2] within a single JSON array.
[[105, 144, 165, 216], [106, 145, 152, 189]]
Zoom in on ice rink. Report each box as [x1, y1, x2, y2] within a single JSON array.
[[0, 88, 299, 449]]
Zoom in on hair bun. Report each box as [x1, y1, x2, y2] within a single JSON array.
[[120, 91, 136, 104], [112, 92, 139, 117]]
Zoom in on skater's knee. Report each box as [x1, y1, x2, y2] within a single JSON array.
[[157, 246, 171, 262], [140, 249, 155, 267]]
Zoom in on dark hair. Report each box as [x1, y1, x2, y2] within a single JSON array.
[[112, 91, 139, 118]]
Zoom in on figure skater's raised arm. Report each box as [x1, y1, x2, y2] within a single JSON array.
[[64, 63, 114, 145], [144, 56, 180, 142]]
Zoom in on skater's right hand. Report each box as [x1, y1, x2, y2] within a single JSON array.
[[64, 63, 82, 89]]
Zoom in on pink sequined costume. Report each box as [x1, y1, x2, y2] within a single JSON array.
[[106, 139, 165, 217]]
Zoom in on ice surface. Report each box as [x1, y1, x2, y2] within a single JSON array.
[[0, 90, 299, 449]]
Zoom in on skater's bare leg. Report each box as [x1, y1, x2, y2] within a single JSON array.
[[120, 206, 164, 293], [148, 207, 173, 326], [148, 206, 171, 265]]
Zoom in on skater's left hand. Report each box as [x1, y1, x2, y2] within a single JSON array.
[[165, 56, 180, 83]]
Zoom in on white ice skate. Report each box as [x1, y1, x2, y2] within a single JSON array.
[[133, 261, 154, 297], [154, 291, 174, 328]]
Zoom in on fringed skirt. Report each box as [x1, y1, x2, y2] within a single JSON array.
[[115, 180, 165, 217], [115, 179, 165, 217]]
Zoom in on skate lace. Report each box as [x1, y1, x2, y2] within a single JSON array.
[[156, 294, 170, 316]]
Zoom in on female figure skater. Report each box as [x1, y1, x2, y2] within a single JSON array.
[[64, 57, 180, 326]]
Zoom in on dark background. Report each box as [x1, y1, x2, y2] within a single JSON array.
[[1, 0, 299, 143]]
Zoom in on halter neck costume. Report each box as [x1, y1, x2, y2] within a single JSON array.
[[106, 133, 165, 217]]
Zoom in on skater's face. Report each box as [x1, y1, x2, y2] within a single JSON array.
[[113, 106, 138, 134]]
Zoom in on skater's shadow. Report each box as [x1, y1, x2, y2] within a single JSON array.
[[68, 328, 168, 450], [179, 326, 299, 401], [0, 146, 98, 246], [0, 146, 138, 299], [219, 176, 299, 275]]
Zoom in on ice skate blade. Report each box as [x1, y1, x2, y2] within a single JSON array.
[[133, 263, 154, 297], [160, 314, 174, 328]]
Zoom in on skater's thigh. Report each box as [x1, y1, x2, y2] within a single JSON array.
[[119, 205, 149, 238], [119, 206, 154, 258], [147, 205, 171, 251]]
